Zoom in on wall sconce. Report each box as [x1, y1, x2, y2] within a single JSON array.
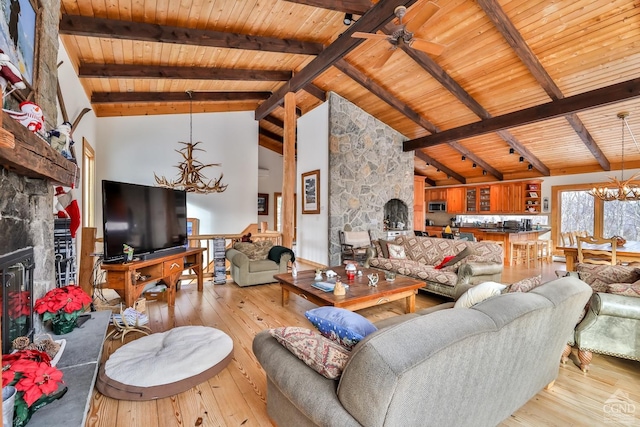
[[343, 13, 353, 25], [472, 163, 477, 168], [519, 156, 524, 163], [528, 164, 533, 170], [509, 148, 515, 155], [461, 155, 466, 161]]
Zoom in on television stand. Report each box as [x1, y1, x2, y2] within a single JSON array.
[[139, 246, 187, 261], [101, 248, 205, 308]]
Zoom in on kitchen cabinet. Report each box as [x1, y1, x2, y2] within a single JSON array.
[[427, 188, 447, 202], [479, 186, 491, 212], [524, 181, 542, 213], [414, 176, 425, 231], [490, 184, 508, 213], [465, 187, 477, 213], [447, 187, 465, 214]]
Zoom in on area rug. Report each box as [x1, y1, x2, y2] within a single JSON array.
[[96, 325, 233, 400]]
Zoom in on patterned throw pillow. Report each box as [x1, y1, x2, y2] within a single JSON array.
[[234, 240, 274, 260], [305, 307, 377, 350], [387, 243, 406, 259], [607, 282, 640, 298], [508, 275, 543, 293], [268, 327, 350, 379]]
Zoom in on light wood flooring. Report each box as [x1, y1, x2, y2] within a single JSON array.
[[87, 261, 640, 427]]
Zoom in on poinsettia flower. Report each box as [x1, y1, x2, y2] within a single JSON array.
[[15, 362, 64, 407], [3, 367, 17, 387], [34, 285, 92, 317]]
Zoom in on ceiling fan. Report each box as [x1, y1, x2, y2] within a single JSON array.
[[352, 2, 445, 68]]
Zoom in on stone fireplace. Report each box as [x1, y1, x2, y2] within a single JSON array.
[[384, 199, 409, 230]]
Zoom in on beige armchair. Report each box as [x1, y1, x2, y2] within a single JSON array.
[[225, 241, 293, 287]]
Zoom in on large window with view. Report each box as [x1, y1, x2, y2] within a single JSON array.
[[604, 199, 640, 240]]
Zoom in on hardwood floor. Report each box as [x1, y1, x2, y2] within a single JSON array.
[[86, 261, 640, 427]]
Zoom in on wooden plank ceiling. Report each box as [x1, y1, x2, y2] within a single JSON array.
[[59, 0, 640, 185]]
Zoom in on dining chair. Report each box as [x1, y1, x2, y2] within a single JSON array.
[[560, 232, 574, 246], [577, 236, 617, 265]]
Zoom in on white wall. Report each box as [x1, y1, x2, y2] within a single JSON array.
[[297, 102, 329, 265], [258, 146, 284, 230], [95, 112, 258, 235]]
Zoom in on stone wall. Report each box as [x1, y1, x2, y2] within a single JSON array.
[[328, 92, 414, 266], [0, 0, 62, 333]]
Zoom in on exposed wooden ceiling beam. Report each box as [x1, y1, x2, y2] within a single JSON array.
[[259, 127, 284, 144], [282, 0, 374, 15], [404, 77, 640, 151], [414, 150, 466, 184], [259, 138, 284, 155], [263, 115, 284, 129], [91, 91, 271, 104], [448, 141, 503, 180], [413, 169, 437, 187], [303, 83, 327, 102], [60, 14, 324, 55], [392, 24, 548, 176], [79, 63, 292, 81], [477, 0, 610, 171], [255, 0, 419, 120], [333, 59, 503, 180]]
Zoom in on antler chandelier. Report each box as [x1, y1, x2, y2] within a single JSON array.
[[154, 91, 228, 194], [589, 112, 640, 201]]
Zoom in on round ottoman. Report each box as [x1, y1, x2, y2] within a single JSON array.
[[97, 326, 233, 400]]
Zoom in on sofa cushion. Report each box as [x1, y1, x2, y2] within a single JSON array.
[[454, 281, 507, 308], [370, 258, 458, 287], [387, 243, 407, 259], [268, 327, 350, 379], [234, 240, 274, 260], [442, 247, 474, 271], [607, 282, 640, 298], [508, 275, 543, 293], [248, 259, 279, 273], [305, 307, 377, 350], [576, 264, 640, 292]]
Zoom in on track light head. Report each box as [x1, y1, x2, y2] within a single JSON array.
[[528, 164, 533, 170], [519, 156, 524, 163], [461, 155, 466, 161], [343, 13, 353, 25], [482, 170, 487, 176], [509, 148, 515, 155]]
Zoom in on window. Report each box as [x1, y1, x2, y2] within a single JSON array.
[[553, 182, 639, 243], [82, 138, 95, 227]]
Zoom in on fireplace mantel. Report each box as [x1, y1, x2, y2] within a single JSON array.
[[0, 112, 77, 187]]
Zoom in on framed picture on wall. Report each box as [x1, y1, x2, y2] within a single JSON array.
[[258, 193, 269, 215], [0, 0, 37, 85], [301, 169, 320, 214]]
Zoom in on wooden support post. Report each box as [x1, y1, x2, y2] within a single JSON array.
[[79, 227, 97, 297], [282, 92, 297, 250]]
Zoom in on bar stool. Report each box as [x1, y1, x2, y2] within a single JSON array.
[[510, 241, 537, 267], [536, 239, 553, 263]]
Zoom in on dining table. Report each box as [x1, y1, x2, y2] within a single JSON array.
[[558, 240, 640, 270]]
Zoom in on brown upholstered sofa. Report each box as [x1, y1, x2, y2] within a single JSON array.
[[364, 235, 503, 299]]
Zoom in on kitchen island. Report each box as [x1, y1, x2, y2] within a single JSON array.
[[424, 226, 549, 266]]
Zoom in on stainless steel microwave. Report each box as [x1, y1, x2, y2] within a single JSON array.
[[428, 201, 447, 212]]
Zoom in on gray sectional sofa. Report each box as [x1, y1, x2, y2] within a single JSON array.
[[365, 235, 504, 299], [253, 277, 591, 427]]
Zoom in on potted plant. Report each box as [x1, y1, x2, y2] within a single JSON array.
[[2, 349, 66, 427], [33, 286, 92, 335]]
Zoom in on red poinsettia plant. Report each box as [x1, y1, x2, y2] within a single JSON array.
[[34, 285, 92, 323], [2, 349, 66, 426]]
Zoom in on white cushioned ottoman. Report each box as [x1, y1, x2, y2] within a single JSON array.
[[97, 326, 233, 400]]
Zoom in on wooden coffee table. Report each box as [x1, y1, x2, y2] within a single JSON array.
[[274, 266, 425, 313]]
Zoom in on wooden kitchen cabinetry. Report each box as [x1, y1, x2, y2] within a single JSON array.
[[490, 184, 508, 213], [414, 176, 425, 231], [523, 181, 542, 213], [478, 186, 491, 212], [447, 187, 465, 214], [426, 188, 447, 202], [465, 187, 477, 212]]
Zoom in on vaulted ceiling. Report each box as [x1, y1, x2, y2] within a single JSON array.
[[59, 0, 640, 186]]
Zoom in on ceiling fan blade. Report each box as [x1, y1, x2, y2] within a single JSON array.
[[351, 32, 389, 41], [373, 47, 397, 69], [405, 2, 440, 34], [409, 38, 445, 56]]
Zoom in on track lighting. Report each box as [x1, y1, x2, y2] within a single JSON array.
[[461, 155, 466, 161], [482, 170, 487, 176], [472, 163, 477, 168], [343, 13, 353, 25], [447, 175, 451, 179], [436, 168, 440, 172], [519, 156, 524, 163], [528, 164, 533, 170], [509, 148, 515, 155]]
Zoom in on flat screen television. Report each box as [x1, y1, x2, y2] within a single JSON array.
[[101, 180, 188, 262]]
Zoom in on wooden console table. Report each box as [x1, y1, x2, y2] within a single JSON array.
[[101, 248, 205, 307]]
